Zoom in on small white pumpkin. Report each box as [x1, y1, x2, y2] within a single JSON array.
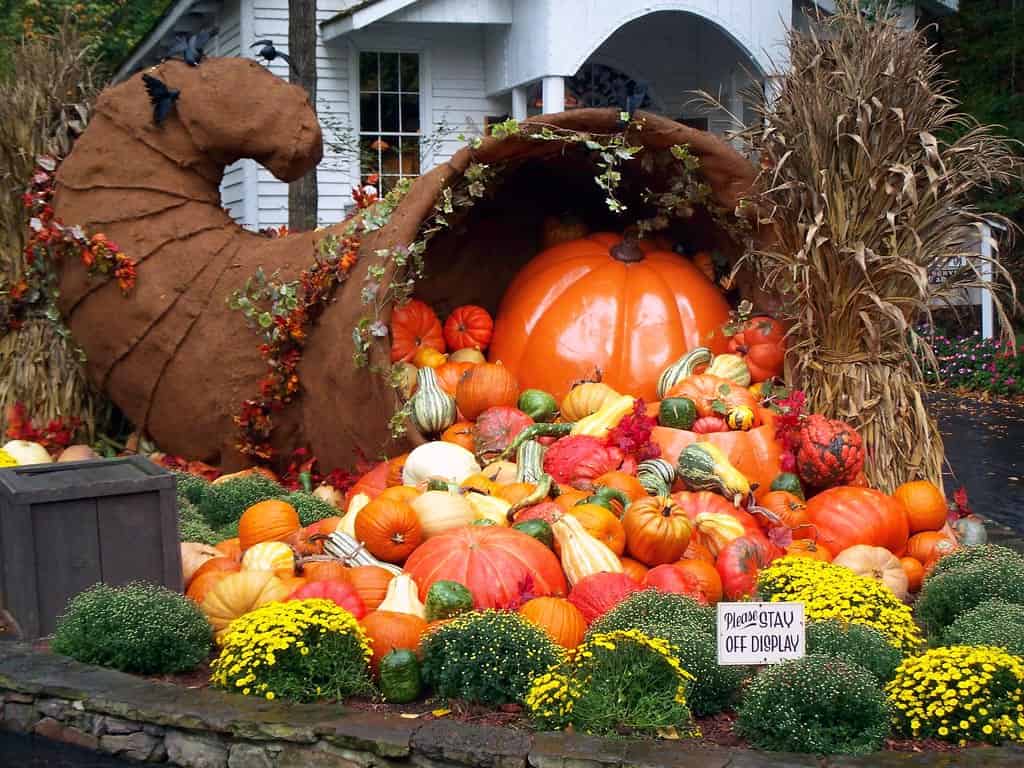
[[832, 545, 909, 602], [2, 440, 53, 466], [313, 483, 344, 508], [411, 491, 476, 538], [181, 542, 222, 586], [402, 441, 480, 486]]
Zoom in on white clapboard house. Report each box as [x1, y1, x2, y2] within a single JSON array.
[[117, 0, 957, 230]]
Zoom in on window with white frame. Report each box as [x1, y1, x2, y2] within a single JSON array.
[[359, 51, 420, 193]]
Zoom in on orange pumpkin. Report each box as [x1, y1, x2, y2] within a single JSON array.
[[691, 250, 715, 282], [555, 487, 589, 511], [900, 556, 925, 592], [894, 480, 948, 534], [346, 461, 389, 504], [412, 346, 447, 368], [488, 233, 731, 402], [444, 305, 494, 351], [435, 362, 474, 396], [360, 610, 428, 673], [519, 596, 587, 649], [378, 485, 420, 503], [594, 471, 648, 503], [347, 565, 395, 611], [785, 539, 833, 562], [665, 374, 760, 423], [906, 529, 957, 565], [354, 497, 423, 563], [728, 315, 786, 383], [619, 556, 650, 583], [805, 486, 909, 556], [301, 560, 351, 582], [568, 504, 626, 556], [622, 496, 693, 566], [681, 539, 716, 563], [215, 537, 242, 562], [190, 556, 241, 585], [455, 362, 519, 420], [673, 558, 723, 604], [185, 570, 229, 604], [495, 482, 537, 505], [390, 298, 445, 362], [238, 500, 301, 552], [441, 420, 476, 451], [385, 454, 409, 488], [756, 491, 809, 532]]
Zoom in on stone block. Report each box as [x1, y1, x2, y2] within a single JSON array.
[[33, 715, 100, 751], [278, 741, 363, 768], [320, 711, 415, 757], [1, 701, 40, 732], [620, 741, 732, 768], [100, 729, 165, 761], [228, 742, 278, 768], [2, 691, 35, 704], [529, 732, 629, 768], [412, 720, 529, 768], [36, 697, 69, 720], [101, 715, 144, 735], [165, 728, 229, 768]]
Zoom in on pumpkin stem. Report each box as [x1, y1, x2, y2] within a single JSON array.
[[610, 237, 645, 264]]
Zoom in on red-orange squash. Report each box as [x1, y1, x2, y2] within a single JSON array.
[[435, 362, 474, 397], [403, 526, 567, 608], [665, 374, 760, 423], [805, 487, 909, 557], [900, 557, 925, 593], [643, 564, 709, 604], [354, 497, 423, 564], [360, 610, 428, 673], [622, 496, 693, 566], [489, 233, 731, 402], [519, 596, 587, 649], [238, 500, 301, 552], [345, 461, 390, 506], [346, 565, 395, 611], [894, 480, 948, 534], [594, 471, 648, 503], [391, 299, 445, 362], [619, 556, 650, 582], [785, 539, 833, 562], [441, 420, 475, 452], [673, 558, 723, 603], [728, 315, 786, 382], [906, 529, 958, 565], [214, 537, 242, 561], [301, 560, 351, 583], [568, 571, 641, 622], [756, 491, 809, 532], [190, 556, 241, 585], [455, 362, 519, 421], [444, 305, 494, 351], [568, 504, 626, 556]]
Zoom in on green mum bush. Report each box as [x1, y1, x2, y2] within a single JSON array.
[[942, 600, 1024, 657], [198, 474, 286, 527], [737, 655, 890, 755], [420, 610, 563, 706], [285, 491, 338, 526], [52, 582, 211, 675], [806, 619, 903, 683], [926, 545, 1024, 582], [915, 557, 1024, 635]]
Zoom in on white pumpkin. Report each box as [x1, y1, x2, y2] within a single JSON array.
[[402, 441, 480, 486], [313, 484, 344, 508], [181, 542, 222, 586], [833, 545, 909, 602], [411, 491, 476, 538], [448, 348, 485, 364], [339, 492, 370, 537], [482, 460, 518, 484], [2, 440, 53, 466]]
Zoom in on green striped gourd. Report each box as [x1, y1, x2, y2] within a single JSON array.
[[707, 353, 751, 387], [637, 458, 677, 496], [412, 367, 456, 435], [657, 347, 713, 398], [515, 439, 546, 483]]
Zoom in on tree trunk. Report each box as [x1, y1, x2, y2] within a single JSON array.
[[288, 0, 318, 231]]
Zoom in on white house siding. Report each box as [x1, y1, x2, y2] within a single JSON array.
[[251, 0, 353, 229], [215, 0, 247, 224]]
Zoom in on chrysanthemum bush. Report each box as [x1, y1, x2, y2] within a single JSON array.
[[920, 331, 1023, 397], [806, 619, 903, 683], [419, 610, 563, 706], [737, 655, 890, 755], [942, 600, 1024, 658], [51, 582, 211, 675], [209, 599, 373, 703], [757, 557, 923, 651], [927, 544, 1024, 582], [526, 629, 698, 737], [886, 645, 1024, 745], [587, 590, 747, 715], [915, 555, 1024, 636]]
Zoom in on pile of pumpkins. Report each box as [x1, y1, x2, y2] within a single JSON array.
[[180, 294, 984, 679]]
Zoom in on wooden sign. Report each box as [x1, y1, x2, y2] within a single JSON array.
[[716, 602, 805, 665]]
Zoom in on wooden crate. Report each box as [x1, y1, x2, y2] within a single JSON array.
[[0, 455, 181, 640]]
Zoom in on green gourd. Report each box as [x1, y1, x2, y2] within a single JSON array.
[[637, 458, 676, 497], [517, 389, 559, 422], [677, 443, 750, 503], [769, 472, 805, 500], [658, 397, 698, 430], [424, 580, 474, 622], [657, 347, 713, 398], [707, 353, 751, 387], [412, 367, 456, 435], [379, 649, 422, 703], [512, 519, 554, 549], [515, 439, 546, 483]]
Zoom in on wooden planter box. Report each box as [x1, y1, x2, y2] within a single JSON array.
[[0, 456, 181, 640]]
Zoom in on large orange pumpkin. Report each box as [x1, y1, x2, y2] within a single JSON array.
[[568, 504, 626, 556], [360, 610, 428, 672], [354, 497, 423, 564], [651, 408, 781, 500], [893, 480, 948, 534], [346, 565, 395, 611], [455, 362, 519, 420], [390, 298, 445, 362], [622, 496, 693, 566], [805, 487, 909, 556], [519, 596, 587, 649], [238, 500, 301, 552], [404, 526, 567, 608], [488, 233, 731, 402]]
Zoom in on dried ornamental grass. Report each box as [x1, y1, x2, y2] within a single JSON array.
[[718, 1, 1021, 491]]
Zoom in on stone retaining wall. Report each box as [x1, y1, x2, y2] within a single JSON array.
[[2, 643, 1023, 768]]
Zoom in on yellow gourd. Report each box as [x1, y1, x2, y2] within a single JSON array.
[[240, 541, 294, 573], [377, 573, 426, 619], [466, 493, 511, 526], [551, 514, 622, 587], [570, 395, 636, 439]]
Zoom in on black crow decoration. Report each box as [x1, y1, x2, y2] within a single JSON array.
[[142, 74, 180, 127], [167, 28, 217, 66], [251, 40, 294, 74]]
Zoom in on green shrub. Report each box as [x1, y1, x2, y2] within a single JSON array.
[[420, 610, 563, 706], [210, 599, 373, 702], [925, 544, 1024, 582], [198, 474, 286, 527], [177, 497, 219, 545], [915, 557, 1024, 635], [285, 491, 338, 526], [806, 619, 903, 683], [174, 472, 210, 507], [736, 655, 890, 755], [51, 582, 212, 675], [526, 629, 697, 737], [942, 600, 1024, 657], [586, 590, 745, 715]]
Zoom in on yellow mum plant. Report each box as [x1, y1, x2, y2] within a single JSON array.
[[757, 556, 923, 651], [210, 599, 373, 703], [526, 629, 699, 737], [0, 449, 16, 467], [887, 645, 1024, 745]]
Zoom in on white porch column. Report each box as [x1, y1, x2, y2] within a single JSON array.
[[512, 86, 528, 121], [542, 76, 565, 114], [980, 222, 995, 340]]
